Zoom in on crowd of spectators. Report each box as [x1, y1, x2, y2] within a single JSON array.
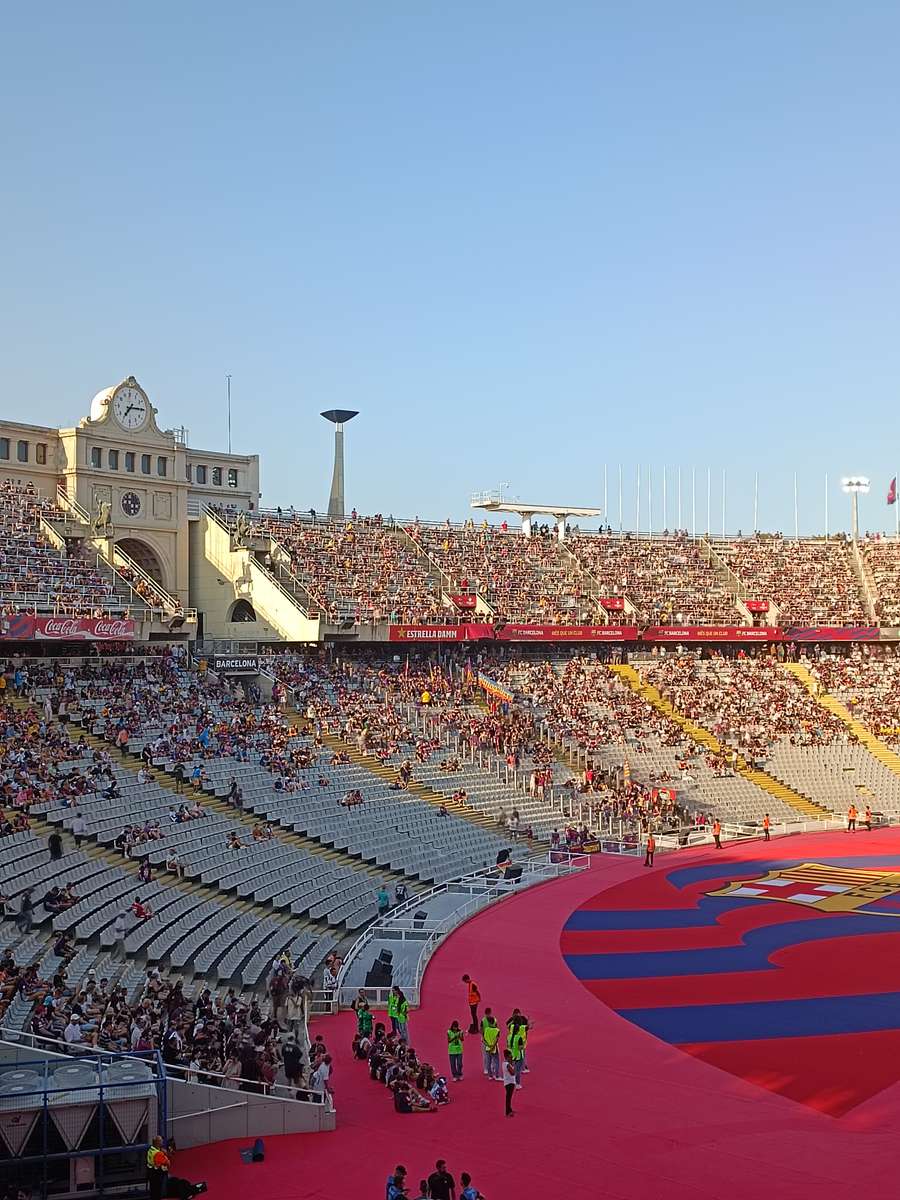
[[861, 538, 900, 625], [238, 511, 445, 625], [17, 942, 324, 1100], [640, 652, 849, 759], [567, 532, 738, 624], [808, 647, 900, 746], [0, 481, 131, 617], [409, 520, 596, 624], [720, 536, 867, 625]]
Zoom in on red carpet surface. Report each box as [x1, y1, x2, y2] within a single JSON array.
[[178, 829, 900, 1199]]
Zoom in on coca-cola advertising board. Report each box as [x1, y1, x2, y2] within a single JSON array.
[[32, 617, 135, 641]]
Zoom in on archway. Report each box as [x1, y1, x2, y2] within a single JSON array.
[[228, 599, 257, 623], [116, 538, 165, 586]]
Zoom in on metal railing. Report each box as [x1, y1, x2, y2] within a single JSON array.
[[319, 855, 589, 1014]]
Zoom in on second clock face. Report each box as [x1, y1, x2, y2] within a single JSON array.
[[121, 491, 141, 518], [113, 386, 148, 431]]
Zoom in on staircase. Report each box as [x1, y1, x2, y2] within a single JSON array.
[[609, 663, 829, 819], [783, 661, 900, 779], [850, 541, 879, 623], [396, 524, 491, 617], [52, 485, 188, 618]]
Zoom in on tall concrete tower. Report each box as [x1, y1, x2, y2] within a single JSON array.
[[321, 409, 358, 519]]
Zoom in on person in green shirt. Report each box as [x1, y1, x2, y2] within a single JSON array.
[[481, 1014, 501, 1079], [447, 1020, 465, 1080]]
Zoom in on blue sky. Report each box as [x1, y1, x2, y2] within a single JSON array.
[[2, 3, 899, 534]]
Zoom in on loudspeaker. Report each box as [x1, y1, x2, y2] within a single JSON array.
[[377, 949, 393, 967], [505, 865, 523, 881], [364, 959, 394, 988], [413, 910, 428, 930]]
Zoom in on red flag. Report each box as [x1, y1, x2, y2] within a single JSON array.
[[889, 478, 897, 506]]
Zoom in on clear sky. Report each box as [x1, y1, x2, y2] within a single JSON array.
[[2, 3, 899, 535]]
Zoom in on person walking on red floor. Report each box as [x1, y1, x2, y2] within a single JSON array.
[[864, 805, 873, 831], [848, 803, 857, 832], [502, 1049, 517, 1117], [713, 819, 723, 849], [763, 814, 770, 842], [644, 830, 655, 867], [462, 973, 481, 1033]]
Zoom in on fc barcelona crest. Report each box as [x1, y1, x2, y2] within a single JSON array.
[[708, 861, 900, 917]]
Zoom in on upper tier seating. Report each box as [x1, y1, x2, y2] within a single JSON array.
[[719, 537, 867, 625], [410, 521, 594, 623], [566, 534, 738, 624], [0, 481, 152, 617]]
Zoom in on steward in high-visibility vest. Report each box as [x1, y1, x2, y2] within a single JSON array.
[[146, 1137, 170, 1200]]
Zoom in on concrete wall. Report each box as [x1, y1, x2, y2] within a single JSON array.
[[165, 1078, 334, 1148], [191, 515, 320, 642]]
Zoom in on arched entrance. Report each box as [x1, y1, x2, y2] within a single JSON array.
[[116, 538, 165, 586], [228, 599, 257, 623]]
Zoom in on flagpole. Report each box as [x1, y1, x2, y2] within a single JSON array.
[[662, 467, 667, 532], [753, 471, 759, 533], [824, 473, 829, 540], [722, 468, 726, 538], [603, 464, 608, 523], [618, 464, 623, 532], [706, 468, 711, 536], [794, 472, 799, 539], [648, 465, 652, 535], [636, 464, 641, 534], [691, 467, 696, 539], [677, 466, 682, 531], [896, 471, 899, 537]]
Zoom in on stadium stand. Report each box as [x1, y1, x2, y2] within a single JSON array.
[[719, 536, 868, 624], [567, 532, 739, 623]]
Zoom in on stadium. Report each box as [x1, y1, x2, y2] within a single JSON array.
[[0, 376, 897, 1200]]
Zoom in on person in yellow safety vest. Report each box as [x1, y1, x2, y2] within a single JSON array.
[[447, 1021, 465, 1081], [763, 814, 770, 842], [864, 806, 873, 832], [146, 1136, 171, 1200], [481, 1013, 501, 1079], [386, 988, 400, 1036], [506, 1012, 529, 1088], [713, 819, 723, 849]]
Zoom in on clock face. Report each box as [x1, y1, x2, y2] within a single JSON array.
[[121, 491, 141, 518], [112, 385, 148, 431]]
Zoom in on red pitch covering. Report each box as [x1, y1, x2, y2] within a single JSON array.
[[177, 831, 900, 1200]]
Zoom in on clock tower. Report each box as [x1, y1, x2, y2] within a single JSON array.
[[57, 376, 191, 603]]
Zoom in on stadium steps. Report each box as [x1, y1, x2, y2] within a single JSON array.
[[783, 662, 900, 780], [284, 705, 546, 848], [608, 663, 829, 819]]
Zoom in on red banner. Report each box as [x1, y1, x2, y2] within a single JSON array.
[[745, 600, 770, 613], [643, 625, 780, 642], [496, 624, 638, 642], [32, 616, 135, 641], [782, 626, 880, 642], [388, 624, 492, 642], [450, 594, 477, 610], [600, 597, 626, 611]]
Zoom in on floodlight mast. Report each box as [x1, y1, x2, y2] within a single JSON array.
[[321, 410, 359, 519], [841, 475, 870, 543]]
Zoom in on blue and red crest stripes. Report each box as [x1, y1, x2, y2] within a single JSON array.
[[561, 855, 900, 1115]]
